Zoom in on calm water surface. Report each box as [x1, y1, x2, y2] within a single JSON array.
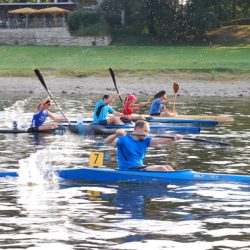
[[0, 93, 249, 250]]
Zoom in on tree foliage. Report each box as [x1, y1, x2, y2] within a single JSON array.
[[67, 9, 109, 36], [100, 0, 250, 44]]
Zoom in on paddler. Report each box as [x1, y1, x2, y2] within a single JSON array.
[[122, 94, 152, 120], [149, 90, 176, 117], [93, 94, 124, 125], [104, 120, 183, 171], [28, 97, 66, 132]]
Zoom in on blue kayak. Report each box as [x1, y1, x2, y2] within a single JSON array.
[[102, 124, 200, 131], [68, 117, 218, 127], [67, 124, 200, 135], [1, 167, 250, 184]]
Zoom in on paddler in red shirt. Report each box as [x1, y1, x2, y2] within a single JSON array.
[[122, 94, 151, 120]]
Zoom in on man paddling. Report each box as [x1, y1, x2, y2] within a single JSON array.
[[93, 94, 124, 125], [28, 96, 66, 132], [104, 120, 183, 171]]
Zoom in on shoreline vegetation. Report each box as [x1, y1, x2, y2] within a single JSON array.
[[0, 45, 249, 81]]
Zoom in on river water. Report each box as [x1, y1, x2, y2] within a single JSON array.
[[0, 93, 249, 250]]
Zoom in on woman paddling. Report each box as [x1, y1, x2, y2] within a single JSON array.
[[28, 97, 66, 132], [149, 90, 176, 117], [122, 94, 151, 120]]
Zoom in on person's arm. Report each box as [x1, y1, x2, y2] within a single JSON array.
[[161, 98, 171, 104], [104, 95, 116, 105], [113, 111, 124, 117], [48, 112, 66, 122], [150, 134, 183, 147], [128, 99, 152, 109], [104, 129, 126, 147]]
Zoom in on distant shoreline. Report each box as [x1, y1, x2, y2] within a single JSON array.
[[0, 76, 249, 97]]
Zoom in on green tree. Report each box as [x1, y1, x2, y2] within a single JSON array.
[[67, 8, 110, 36]]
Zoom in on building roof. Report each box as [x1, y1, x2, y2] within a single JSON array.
[[8, 7, 38, 14]]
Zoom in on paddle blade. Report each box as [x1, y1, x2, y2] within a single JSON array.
[[109, 68, 123, 104], [173, 82, 179, 94], [34, 69, 48, 92], [109, 68, 116, 85]]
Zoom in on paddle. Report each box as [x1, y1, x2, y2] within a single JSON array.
[[153, 134, 231, 147], [109, 68, 124, 105], [173, 82, 179, 112], [34, 69, 71, 125]]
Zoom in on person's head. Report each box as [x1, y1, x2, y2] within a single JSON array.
[[126, 94, 137, 102], [103, 95, 109, 100], [153, 90, 166, 99], [43, 99, 51, 109], [132, 120, 150, 139]]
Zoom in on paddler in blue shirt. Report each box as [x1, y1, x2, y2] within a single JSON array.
[[149, 90, 176, 117], [104, 120, 183, 171], [28, 97, 66, 132], [93, 94, 124, 125]]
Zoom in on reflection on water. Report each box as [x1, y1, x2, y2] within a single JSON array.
[[0, 93, 250, 249]]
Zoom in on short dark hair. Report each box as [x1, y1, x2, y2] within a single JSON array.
[[134, 120, 147, 129], [103, 95, 109, 100]]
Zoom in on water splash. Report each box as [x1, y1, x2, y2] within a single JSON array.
[[18, 148, 59, 185], [4, 98, 31, 128]]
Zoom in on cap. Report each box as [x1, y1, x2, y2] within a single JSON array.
[[127, 94, 137, 101]]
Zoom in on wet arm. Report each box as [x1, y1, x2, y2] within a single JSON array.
[[104, 129, 126, 147], [150, 135, 183, 147], [48, 112, 66, 122]]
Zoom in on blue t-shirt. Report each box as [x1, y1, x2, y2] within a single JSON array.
[[93, 100, 115, 124], [116, 134, 152, 170], [31, 108, 48, 127], [149, 98, 166, 115]]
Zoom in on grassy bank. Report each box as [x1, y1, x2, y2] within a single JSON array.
[[0, 45, 249, 80], [206, 25, 250, 46]]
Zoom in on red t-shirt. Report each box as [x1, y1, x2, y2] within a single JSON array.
[[122, 101, 134, 115]]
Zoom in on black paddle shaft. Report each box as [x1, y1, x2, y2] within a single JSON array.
[[154, 135, 231, 147], [109, 68, 123, 104], [34, 69, 71, 125]]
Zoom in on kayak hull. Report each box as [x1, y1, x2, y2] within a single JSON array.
[[168, 115, 234, 124], [1, 167, 249, 184], [69, 117, 219, 127], [0, 127, 66, 134], [57, 167, 250, 184], [68, 124, 201, 135]]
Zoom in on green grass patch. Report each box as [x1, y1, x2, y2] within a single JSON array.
[[206, 25, 250, 46], [0, 45, 250, 80]]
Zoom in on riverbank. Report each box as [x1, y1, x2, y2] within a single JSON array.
[[0, 76, 249, 97]]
